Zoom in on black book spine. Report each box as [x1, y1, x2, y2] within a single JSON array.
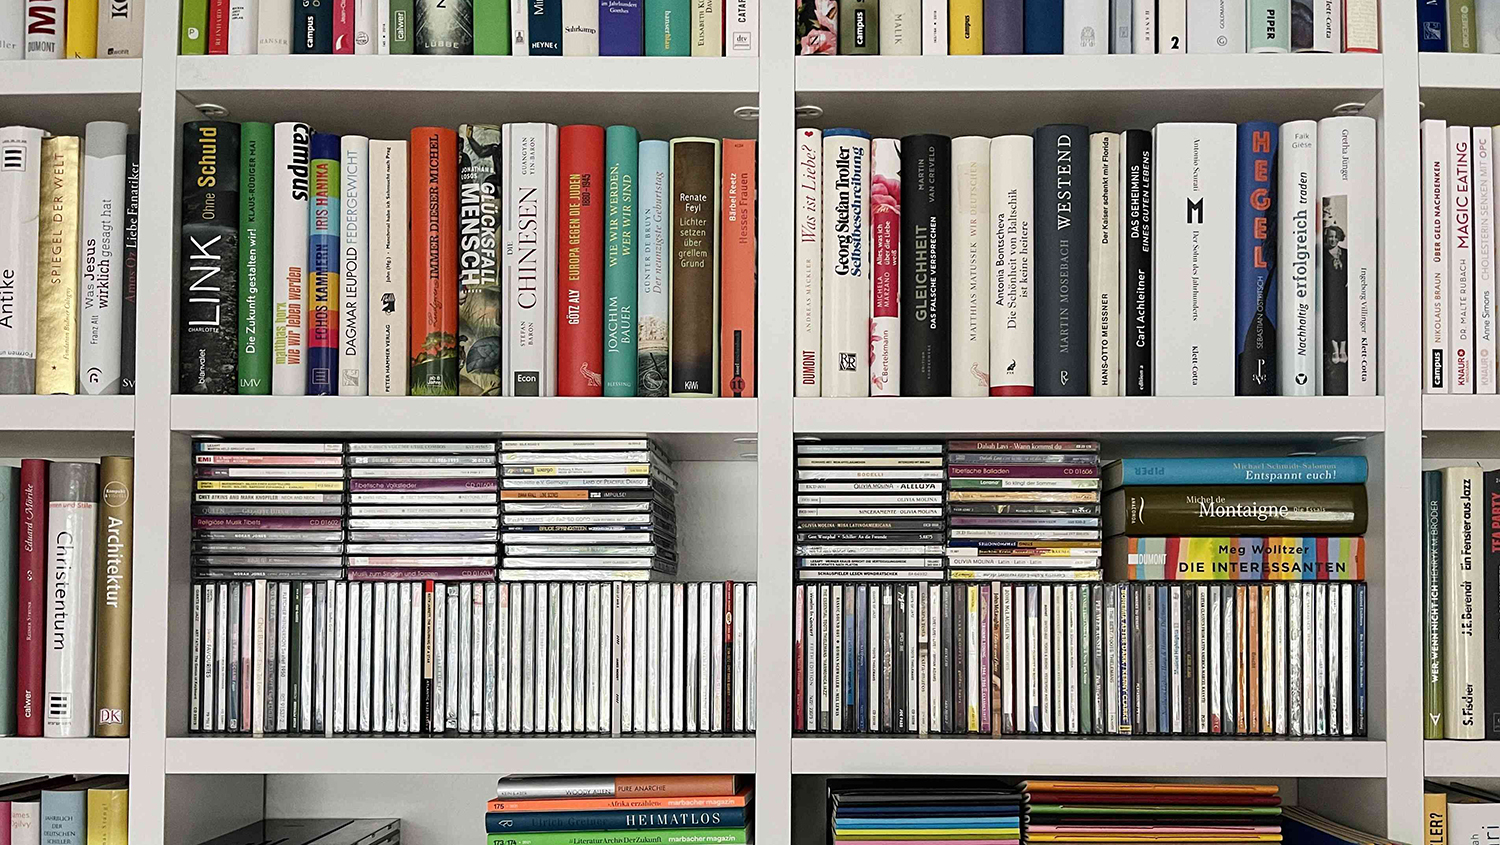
[[1123, 129, 1152, 396], [1034, 124, 1090, 395], [121, 133, 139, 395], [953, 583, 966, 733], [900, 134, 951, 395], [295, 0, 333, 52], [939, 584, 953, 733], [1486, 471, 1500, 739], [179, 121, 240, 395]]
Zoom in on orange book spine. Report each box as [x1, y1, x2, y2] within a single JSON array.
[[487, 788, 753, 813], [614, 775, 739, 796], [719, 139, 756, 398], [408, 127, 460, 396]]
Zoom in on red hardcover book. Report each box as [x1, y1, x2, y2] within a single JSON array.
[[719, 139, 756, 398], [16, 459, 47, 736], [408, 128, 459, 396], [207, 0, 229, 52], [557, 125, 605, 396], [333, 0, 354, 51]]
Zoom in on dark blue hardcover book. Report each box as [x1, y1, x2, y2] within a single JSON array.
[[306, 132, 341, 396], [1418, 0, 1448, 50], [1235, 121, 1279, 396], [599, 0, 644, 53], [1024, 0, 1061, 51], [1034, 125, 1089, 394], [856, 583, 869, 732], [485, 807, 749, 833], [1123, 129, 1154, 396], [985, 0, 1023, 51], [295, 0, 334, 51], [1156, 585, 1169, 733], [529, 0, 563, 53]]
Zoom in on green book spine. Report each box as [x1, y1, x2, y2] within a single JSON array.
[[391, 0, 416, 51], [1424, 469, 1444, 738], [838, 0, 878, 52], [180, 0, 208, 53], [487, 830, 750, 845], [238, 122, 273, 395], [474, 0, 512, 51], [1450, 0, 1478, 49], [644, 0, 691, 53], [603, 125, 639, 396], [0, 467, 15, 735], [1247, 0, 1290, 50]]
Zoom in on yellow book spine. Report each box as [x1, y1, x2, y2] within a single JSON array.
[[36, 136, 80, 395], [1426, 793, 1447, 845], [948, 0, 982, 53], [66, 0, 98, 57], [93, 456, 134, 737], [86, 788, 128, 845]]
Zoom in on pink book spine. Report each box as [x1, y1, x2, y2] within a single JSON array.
[[870, 138, 901, 397], [333, 0, 355, 51]]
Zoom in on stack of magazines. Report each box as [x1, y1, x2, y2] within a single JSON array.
[[1019, 780, 1283, 845], [827, 778, 1023, 845], [486, 775, 753, 845]]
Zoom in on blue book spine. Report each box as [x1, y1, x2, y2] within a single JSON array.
[[1023, 0, 1062, 52], [306, 132, 341, 396], [486, 808, 749, 833], [529, 0, 563, 52], [635, 140, 670, 396], [1109, 456, 1369, 486], [1235, 121, 1279, 396], [1418, 0, 1449, 49], [295, 0, 335, 51], [599, 0, 644, 52], [984, 0, 1023, 51], [856, 584, 868, 732], [40, 790, 85, 845], [1156, 585, 1169, 733]]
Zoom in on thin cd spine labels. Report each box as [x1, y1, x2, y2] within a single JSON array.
[[370, 140, 409, 396], [25, 0, 63, 58], [1424, 120, 1449, 393], [1279, 119, 1320, 396], [1187, 0, 1244, 51], [820, 129, 872, 398], [871, 137, 902, 397], [79, 121, 128, 396], [340, 135, 370, 396], [1318, 116, 1378, 397], [951, 136, 991, 397], [273, 122, 312, 395], [0, 126, 43, 394], [1475, 127, 1496, 395], [1089, 131, 1121, 397], [796, 128, 823, 397], [1450, 125, 1476, 395], [989, 134, 1034, 397]]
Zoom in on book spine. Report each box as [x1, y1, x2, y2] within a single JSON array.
[[65, 0, 95, 55], [16, 460, 45, 736], [121, 135, 137, 394], [669, 137, 722, 397], [878, 0, 918, 51], [1321, 116, 1378, 396], [1234, 121, 1278, 396], [821, 130, 872, 397], [339, 135, 369, 395], [1443, 466, 1485, 738], [528, 0, 561, 50], [564, 0, 601, 52], [720, 138, 756, 398], [603, 126, 640, 395], [392, 0, 415, 50], [1272, 119, 1318, 395], [635, 138, 669, 396], [408, 127, 460, 395], [1479, 127, 1497, 396], [1089, 131, 1120, 397], [921, 0, 944, 51], [272, 122, 311, 396], [98, 0, 144, 54], [504, 124, 558, 396], [840, 0, 877, 51], [238, 122, 273, 395], [1453, 125, 1476, 395], [692, 0, 722, 53], [1424, 470, 1444, 738], [178, 124, 238, 395], [1063, 0, 1106, 51], [1122, 129, 1153, 395], [1426, 120, 1450, 393], [356, 0, 381, 49], [229, 0, 258, 52], [1153, 122, 1235, 396], [0, 126, 43, 393], [1034, 124, 1089, 395], [0, 469, 14, 735], [1248, 0, 1289, 49], [416, 0, 474, 51], [1344, 0, 1377, 47], [0, 0, 20, 55], [369, 140, 409, 396], [456, 125, 503, 397], [1311, 0, 1342, 48], [44, 463, 97, 738], [1487, 470, 1500, 738], [601, 0, 645, 52], [1023, 0, 1060, 50], [797, 128, 823, 396], [259, 0, 291, 50], [726, 0, 755, 52], [1132, 0, 1154, 49], [1186, 0, 1242, 50], [797, 0, 835, 52], [900, 134, 951, 395], [1112, 486, 1367, 535], [182, 0, 207, 52], [36, 136, 80, 395], [1157, 0, 1184, 49], [307, 133, 341, 396], [558, 125, 606, 396], [1419, 0, 1448, 47], [950, 136, 990, 396], [294, 0, 333, 50], [868, 138, 902, 397], [41, 789, 85, 845], [989, 135, 1034, 396], [93, 457, 132, 737]]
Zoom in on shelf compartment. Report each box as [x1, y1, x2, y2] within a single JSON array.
[[0, 395, 134, 431], [0, 58, 143, 96], [1422, 394, 1500, 431], [0, 737, 130, 775], [1425, 740, 1500, 779]]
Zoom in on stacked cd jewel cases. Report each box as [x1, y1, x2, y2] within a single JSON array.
[[944, 440, 1104, 583], [344, 442, 500, 582], [794, 442, 947, 583], [500, 438, 680, 581]]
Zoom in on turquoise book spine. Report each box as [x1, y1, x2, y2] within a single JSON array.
[[644, 0, 691, 53], [40, 789, 85, 845], [604, 126, 640, 396]]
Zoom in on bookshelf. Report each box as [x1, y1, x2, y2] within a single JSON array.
[[0, 0, 1474, 838]]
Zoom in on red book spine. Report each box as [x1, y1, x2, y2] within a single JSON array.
[[408, 128, 460, 396], [207, 0, 229, 53], [16, 459, 46, 737], [557, 125, 605, 396], [719, 139, 756, 398], [333, 0, 354, 52]]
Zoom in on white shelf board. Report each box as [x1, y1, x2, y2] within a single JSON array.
[[1425, 741, 1500, 778], [165, 736, 755, 774], [1418, 53, 1500, 90], [1422, 394, 1500, 431], [0, 58, 143, 96], [0, 395, 134, 431], [0, 738, 130, 775], [793, 737, 1387, 777]]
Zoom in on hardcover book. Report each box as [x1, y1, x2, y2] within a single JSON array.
[[409, 127, 459, 395], [17, 459, 46, 736], [840, 0, 876, 51], [1234, 121, 1278, 396], [951, 137, 991, 397], [504, 123, 560, 397], [1187, 0, 1243, 50], [93, 456, 133, 736], [294, 0, 333, 50], [45, 462, 97, 737], [79, 122, 124, 388], [563, 0, 601, 53], [0, 125, 43, 393], [989, 135, 1033, 396], [1319, 116, 1377, 396], [272, 122, 311, 396], [1122, 129, 1153, 395], [528, 0, 561, 50], [458, 124, 503, 396], [637, 138, 669, 396], [1105, 484, 1369, 535], [605, 126, 640, 395], [238, 122, 273, 395], [645, 0, 686, 52], [1449, 125, 1475, 394], [720, 138, 756, 398], [1425, 119, 1449, 393], [558, 125, 606, 396], [27, 0, 64, 57], [340, 134, 370, 395], [179, 123, 239, 395], [416, 0, 474, 51], [691, 0, 722, 54], [1025, 0, 1062, 50], [307, 132, 341, 396], [822, 130, 871, 397], [370, 139, 409, 396], [601, 0, 644, 52], [1089, 131, 1120, 396], [475, 0, 512, 51], [1034, 124, 1089, 396], [669, 137, 721, 397], [1280, 120, 1319, 395], [900, 134, 950, 395], [797, 128, 822, 396], [0, 468, 14, 734]]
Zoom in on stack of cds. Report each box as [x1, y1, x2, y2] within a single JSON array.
[[192, 440, 348, 581], [827, 778, 1024, 845], [500, 438, 680, 581], [944, 440, 1104, 583], [795, 442, 946, 583], [346, 441, 500, 583], [1019, 780, 1283, 845]]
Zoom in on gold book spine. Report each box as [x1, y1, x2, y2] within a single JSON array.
[[36, 137, 80, 396], [86, 787, 129, 844], [93, 456, 133, 736]]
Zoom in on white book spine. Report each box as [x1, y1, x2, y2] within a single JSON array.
[[273, 123, 312, 395], [355, 0, 377, 51], [43, 471, 96, 738], [1318, 116, 1379, 396], [990, 135, 1034, 396], [96, 0, 144, 55], [1152, 123, 1236, 395], [0, 126, 43, 391], [376, 0, 390, 50], [511, 0, 529, 52], [1187, 0, 1243, 50], [1279, 120, 1320, 395], [1426, 120, 1451, 392], [1481, 0, 1500, 50], [563, 0, 600, 54], [78, 122, 127, 395], [228, 0, 257, 52], [368, 140, 408, 396], [1452, 125, 1477, 394], [339, 135, 369, 396], [1481, 128, 1499, 394], [1064, 0, 1108, 51], [505, 123, 559, 396], [880, 0, 919, 52], [1312, 0, 1340, 50], [24, 0, 62, 57], [951, 136, 991, 396], [727, 0, 757, 53], [1090, 131, 1121, 396], [1157, 0, 1184, 50], [0, 0, 21, 56], [796, 128, 823, 396], [922, 0, 946, 52], [871, 138, 901, 397], [12, 801, 39, 845], [821, 130, 873, 397], [257, 0, 291, 51], [1132, 0, 1155, 51], [690, 0, 721, 54]]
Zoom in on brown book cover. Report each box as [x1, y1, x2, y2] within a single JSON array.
[[1105, 485, 1368, 536], [667, 138, 720, 397], [93, 457, 133, 736]]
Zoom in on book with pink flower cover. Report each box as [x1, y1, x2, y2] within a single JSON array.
[[797, 0, 838, 52], [871, 138, 901, 396]]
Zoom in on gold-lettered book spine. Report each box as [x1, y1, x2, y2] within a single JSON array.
[[86, 787, 129, 844], [93, 456, 133, 737], [36, 136, 80, 396]]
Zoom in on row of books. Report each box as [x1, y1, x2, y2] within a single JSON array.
[[179, 121, 756, 398], [1422, 121, 1500, 394], [0, 776, 129, 844], [4, 0, 143, 58], [1, 458, 134, 739], [796, 119, 1377, 398], [796, 0, 1380, 53], [1428, 783, 1500, 845], [1416, 0, 1498, 51], [0, 125, 139, 396], [188, 578, 757, 734], [486, 775, 751, 844], [178, 0, 757, 55], [201, 819, 400, 845]]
